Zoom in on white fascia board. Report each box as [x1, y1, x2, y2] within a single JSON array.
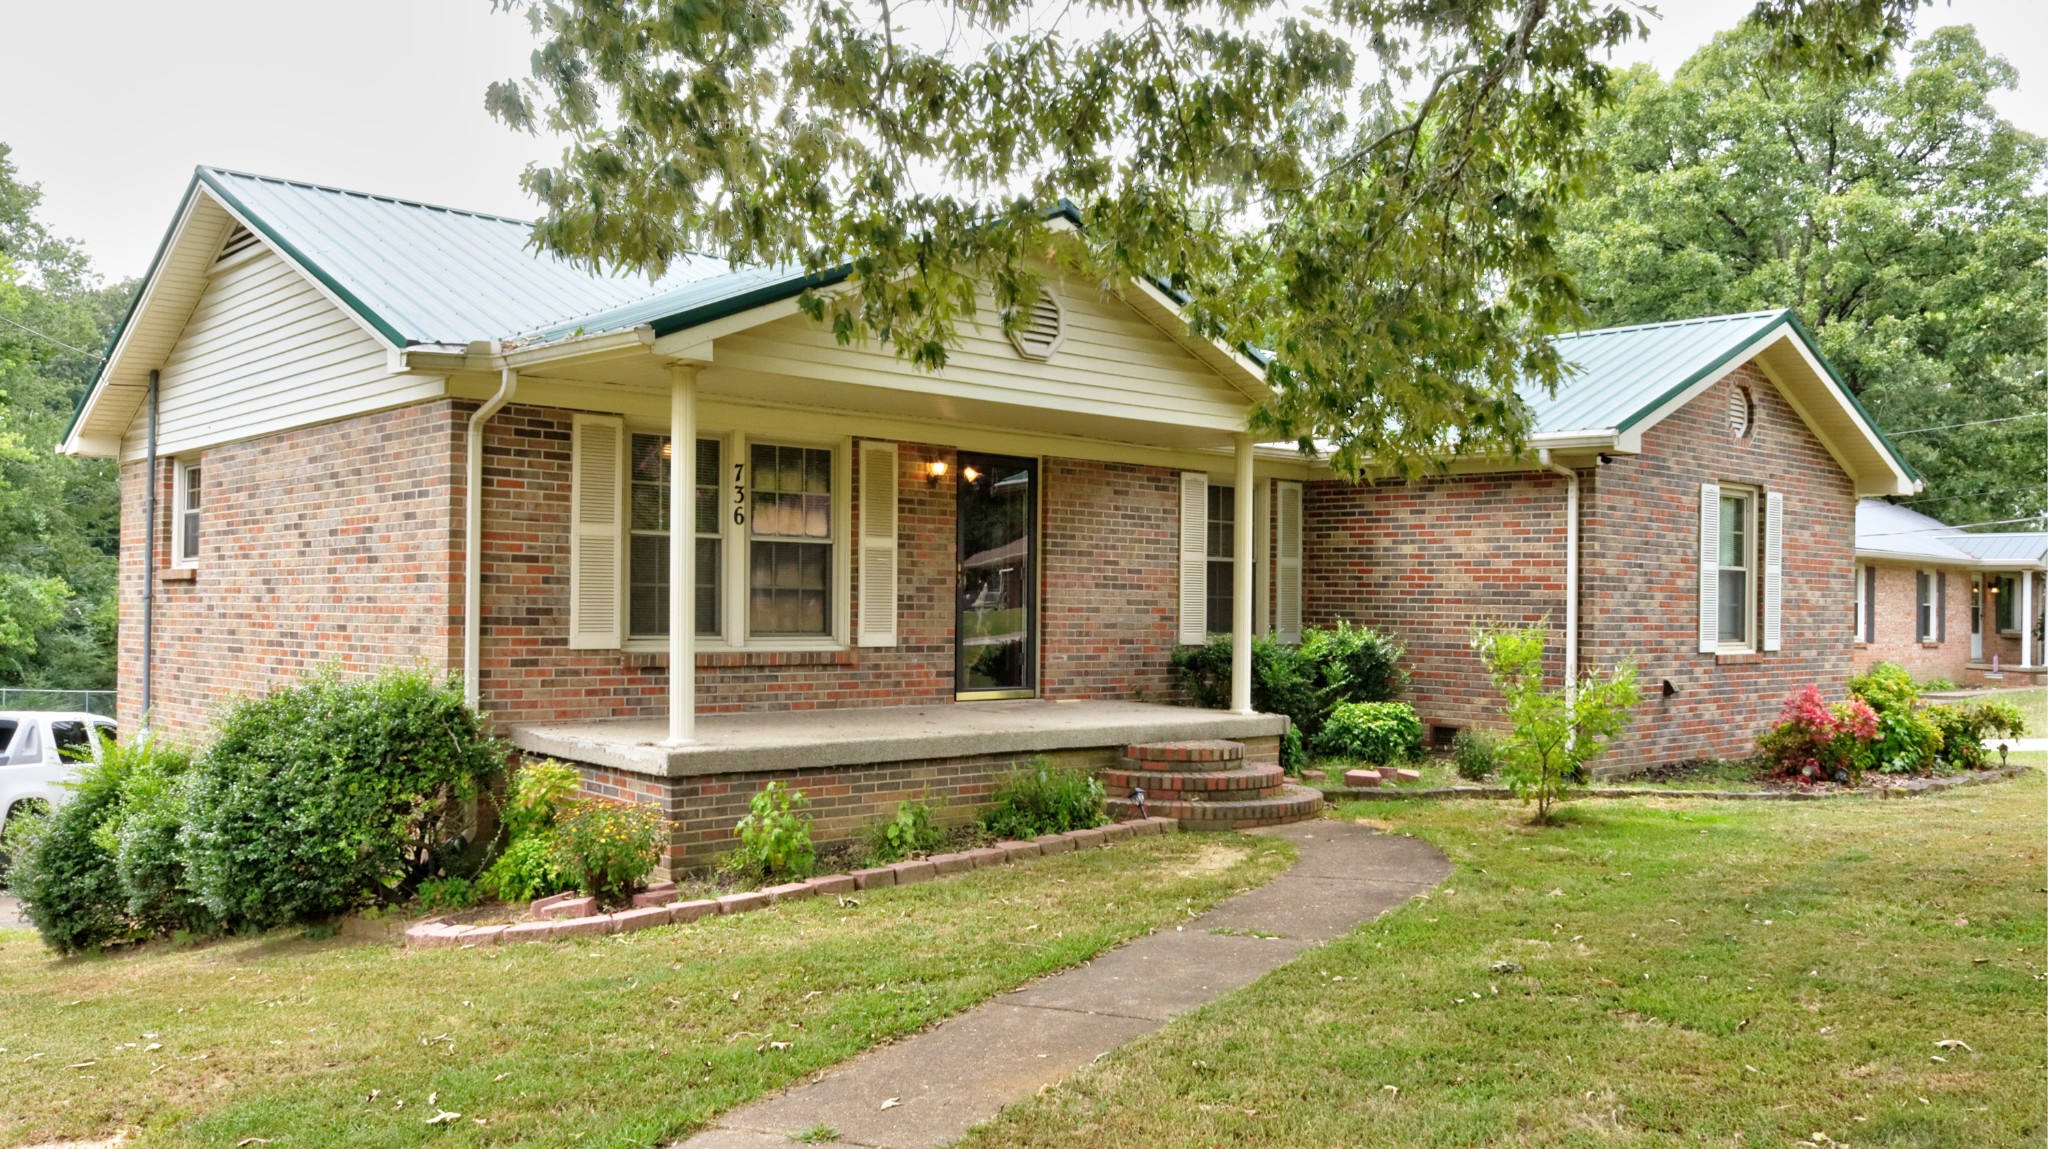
[[1773, 332, 1920, 496], [1121, 276, 1274, 403]]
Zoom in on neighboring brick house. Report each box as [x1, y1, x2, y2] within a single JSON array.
[[1852, 499, 2047, 686], [1303, 312, 1921, 773], [62, 170, 1930, 852]]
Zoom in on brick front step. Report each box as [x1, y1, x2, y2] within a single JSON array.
[[1099, 764, 1287, 797], [1123, 739, 1245, 765], [1106, 783, 1323, 830]]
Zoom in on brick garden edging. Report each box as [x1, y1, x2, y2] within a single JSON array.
[[1317, 765, 2034, 804], [403, 817, 1179, 950]]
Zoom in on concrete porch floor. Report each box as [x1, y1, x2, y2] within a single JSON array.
[[509, 699, 1288, 779]]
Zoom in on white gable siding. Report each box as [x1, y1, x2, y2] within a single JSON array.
[[123, 247, 434, 459], [712, 281, 1251, 431]]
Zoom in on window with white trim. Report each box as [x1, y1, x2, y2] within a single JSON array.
[[1915, 570, 1936, 642], [172, 458, 201, 567], [1995, 574, 2018, 634], [749, 442, 835, 637], [1716, 486, 1756, 649], [1205, 484, 1235, 635], [1854, 564, 1867, 640], [627, 434, 721, 638]]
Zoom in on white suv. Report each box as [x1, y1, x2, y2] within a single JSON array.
[[1, 712, 118, 834]]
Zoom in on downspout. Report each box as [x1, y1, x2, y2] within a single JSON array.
[[141, 370, 159, 723], [464, 366, 518, 712], [1537, 449, 1579, 695]]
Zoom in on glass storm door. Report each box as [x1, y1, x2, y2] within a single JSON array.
[[1970, 574, 1984, 660], [956, 453, 1037, 698]]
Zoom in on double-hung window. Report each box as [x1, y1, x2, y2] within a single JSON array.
[[749, 443, 835, 636], [1716, 488, 1754, 648], [172, 459, 201, 568], [627, 434, 721, 639], [1915, 570, 1937, 642], [1700, 481, 1782, 655], [1205, 484, 1235, 635], [1995, 574, 2019, 634]]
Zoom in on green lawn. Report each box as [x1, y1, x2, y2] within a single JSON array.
[[0, 833, 1292, 1148], [960, 771, 2047, 1149]]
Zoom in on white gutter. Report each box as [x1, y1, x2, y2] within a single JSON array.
[[1538, 449, 1580, 694], [464, 365, 518, 711]]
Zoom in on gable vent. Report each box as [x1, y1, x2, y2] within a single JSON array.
[[1006, 289, 1066, 361], [214, 223, 261, 267], [1729, 385, 1754, 439]]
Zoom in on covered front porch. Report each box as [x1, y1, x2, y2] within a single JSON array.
[[510, 700, 1294, 866]]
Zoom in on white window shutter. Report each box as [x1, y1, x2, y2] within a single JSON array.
[[568, 414, 625, 649], [1762, 490, 1784, 652], [1275, 480, 1304, 644], [1178, 472, 1209, 645], [1698, 482, 1720, 654], [856, 441, 899, 647]]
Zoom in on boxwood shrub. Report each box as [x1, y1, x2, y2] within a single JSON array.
[[181, 668, 505, 929]]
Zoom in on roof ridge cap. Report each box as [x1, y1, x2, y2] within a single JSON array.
[[1557, 309, 1789, 340], [201, 165, 539, 229]]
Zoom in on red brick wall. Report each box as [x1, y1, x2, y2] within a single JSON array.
[[1851, 562, 1973, 683], [1301, 470, 1570, 735], [472, 405, 1185, 720], [1041, 458, 1183, 703], [117, 402, 465, 738], [1300, 362, 1862, 774], [1579, 364, 1858, 772], [575, 734, 1282, 868]]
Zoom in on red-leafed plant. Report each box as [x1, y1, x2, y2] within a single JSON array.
[[1758, 685, 1879, 782]]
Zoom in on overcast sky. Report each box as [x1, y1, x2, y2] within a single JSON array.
[[4, 0, 2043, 282]]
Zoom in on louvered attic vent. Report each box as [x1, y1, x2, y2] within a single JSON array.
[[214, 223, 260, 266], [1729, 385, 1754, 439], [1007, 290, 1066, 360]]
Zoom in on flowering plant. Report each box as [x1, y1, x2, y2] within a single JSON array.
[[1757, 685, 1878, 782]]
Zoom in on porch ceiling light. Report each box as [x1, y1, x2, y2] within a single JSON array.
[[926, 459, 950, 485]]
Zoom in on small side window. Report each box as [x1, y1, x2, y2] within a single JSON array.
[[51, 720, 92, 761], [173, 458, 202, 567], [0, 719, 16, 754]]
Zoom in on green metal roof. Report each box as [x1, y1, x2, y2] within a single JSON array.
[[1526, 310, 1789, 434], [197, 167, 803, 347]]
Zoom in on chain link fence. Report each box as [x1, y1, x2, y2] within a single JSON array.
[[0, 688, 117, 717]]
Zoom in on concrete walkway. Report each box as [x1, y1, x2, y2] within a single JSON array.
[[677, 820, 1450, 1149]]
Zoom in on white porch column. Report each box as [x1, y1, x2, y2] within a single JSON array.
[[666, 365, 699, 746], [1231, 433, 1256, 714], [2023, 570, 2037, 669]]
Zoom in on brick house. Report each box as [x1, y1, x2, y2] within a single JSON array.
[[1852, 499, 2046, 685], [1302, 312, 1921, 773], [62, 171, 1924, 857]]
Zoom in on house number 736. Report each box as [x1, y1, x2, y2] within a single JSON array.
[[731, 463, 746, 525]]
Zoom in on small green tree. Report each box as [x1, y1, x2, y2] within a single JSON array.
[[1473, 625, 1641, 824]]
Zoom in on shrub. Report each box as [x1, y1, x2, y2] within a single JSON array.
[[416, 876, 480, 913], [980, 759, 1106, 840], [1450, 729, 1500, 782], [1758, 685, 1879, 782], [107, 744, 215, 937], [1172, 625, 1409, 769], [1847, 662, 1942, 774], [180, 668, 506, 930], [1473, 624, 1641, 823], [552, 799, 667, 904], [727, 781, 816, 882], [1301, 622, 1408, 707], [1926, 700, 2028, 770], [8, 741, 135, 953], [1311, 701, 1423, 764], [481, 835, 569, 904], [865, 800, 943, 864], [480, 760, 580, 903]]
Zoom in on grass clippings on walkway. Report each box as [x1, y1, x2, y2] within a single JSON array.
[[0, 832, 1292, 1148], [959, 770, 2046, 1149]]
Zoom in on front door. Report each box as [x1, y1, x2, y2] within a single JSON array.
[[956, 453, 1037, 698], [1970, 574, 1984, 660]]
